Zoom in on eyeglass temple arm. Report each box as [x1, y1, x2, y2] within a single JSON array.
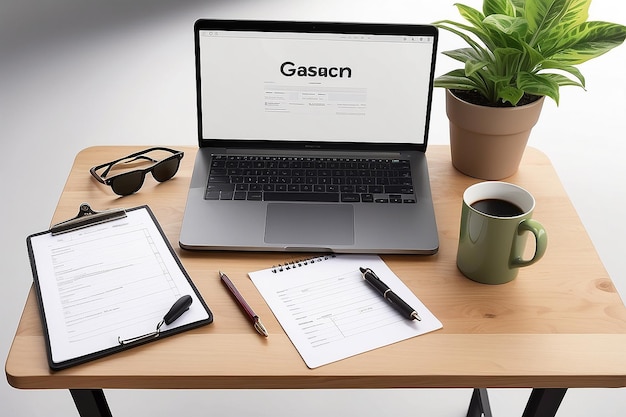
[[89, 147, 181, 181], [100, 155, 158, 176], [93, 155, 160, 179]]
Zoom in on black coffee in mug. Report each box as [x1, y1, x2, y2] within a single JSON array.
[[470, 198, 525, 217]]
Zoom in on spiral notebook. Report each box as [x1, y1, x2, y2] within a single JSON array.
[[249, 254, 442, 368]]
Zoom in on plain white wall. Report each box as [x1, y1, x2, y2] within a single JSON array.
[[2, 1, 625, 416]]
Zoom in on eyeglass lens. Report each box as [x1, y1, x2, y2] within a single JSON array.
[[110, 155, 181, 196], [111, 170, 146, 196], [152, 156, 181, 182]]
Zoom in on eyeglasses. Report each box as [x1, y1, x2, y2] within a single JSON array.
[[90, 147, 184, 196]]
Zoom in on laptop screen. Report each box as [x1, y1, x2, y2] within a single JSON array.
[[195, 21, 438, 148]]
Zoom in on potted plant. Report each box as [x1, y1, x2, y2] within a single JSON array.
[[434, 0, 626, 179]]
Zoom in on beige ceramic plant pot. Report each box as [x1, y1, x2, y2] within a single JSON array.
[[445, 89, 545, 180]]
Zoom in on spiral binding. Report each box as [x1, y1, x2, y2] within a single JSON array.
[[271, 254, 336, 273]]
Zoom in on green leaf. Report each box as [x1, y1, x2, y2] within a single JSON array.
[[441, 48, 493, 78], [521, 41, 547, 70], [538, 59, 586, 86], [550, 21, 626, 64], [455, 3, 486, 29], [553, 0, 590, 30], [434, 20, 490, 52], [493, 47, 525, 76], [497, 85, 525, 105], [434, 69, 492, 98], [483, 72, 513, 84], [451, 4, 500, 51], [465, 58, 491, 77], [483, 0, 515, 17], [525, 0, 571, 46], [509, 0, 526, 17], [517, 71, 560, 104], [442, 47, 486, 63], [543, 73, 585, 88], [484, 14, 529, 40], [538, 0, 592, 54], [434, 69, 482, 91]]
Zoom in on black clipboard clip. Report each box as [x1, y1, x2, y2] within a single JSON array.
[[49, 203, 127, 235]]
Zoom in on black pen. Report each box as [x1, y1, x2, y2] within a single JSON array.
[[359, 267, 421, 321], [219, 271, 269, 337]]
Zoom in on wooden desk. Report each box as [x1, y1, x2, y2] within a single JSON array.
[[7, 146, 626, 417]]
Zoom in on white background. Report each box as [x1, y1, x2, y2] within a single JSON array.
[[1, 1, 625, 416]]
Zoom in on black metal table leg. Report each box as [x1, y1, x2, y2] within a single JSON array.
[[522, 388, 568, 417], [467, 388, 493, 417], [66, 386, 565, 417], [70, 389, 113, 417]]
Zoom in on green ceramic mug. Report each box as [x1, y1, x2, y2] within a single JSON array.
[[457, 181, 547, 285]]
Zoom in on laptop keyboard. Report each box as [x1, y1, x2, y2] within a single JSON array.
[[205, 155, 416, 203]]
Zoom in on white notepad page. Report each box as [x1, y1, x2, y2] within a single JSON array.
[[249, 254, 442, 368]]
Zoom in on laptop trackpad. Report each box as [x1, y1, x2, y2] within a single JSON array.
[[265, 203, 354, 246]]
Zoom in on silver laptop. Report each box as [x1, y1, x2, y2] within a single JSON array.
[[179, 19, 439, 254]]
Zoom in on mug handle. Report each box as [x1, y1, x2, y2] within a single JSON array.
[[511, 219, 548, 268]]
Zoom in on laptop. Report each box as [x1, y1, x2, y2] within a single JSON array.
[[179, 19, 439, 254]]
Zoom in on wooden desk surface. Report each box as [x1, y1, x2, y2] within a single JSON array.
[[7, 145, 626, 390]]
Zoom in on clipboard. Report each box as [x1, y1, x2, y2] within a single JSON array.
[[26, 203, 213, 370]]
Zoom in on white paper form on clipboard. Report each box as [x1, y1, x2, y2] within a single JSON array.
[[249, 254, 442, 368], [27, 204, 213, 370]]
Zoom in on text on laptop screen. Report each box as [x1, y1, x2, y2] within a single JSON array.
[[198, 29, 436, 145]]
